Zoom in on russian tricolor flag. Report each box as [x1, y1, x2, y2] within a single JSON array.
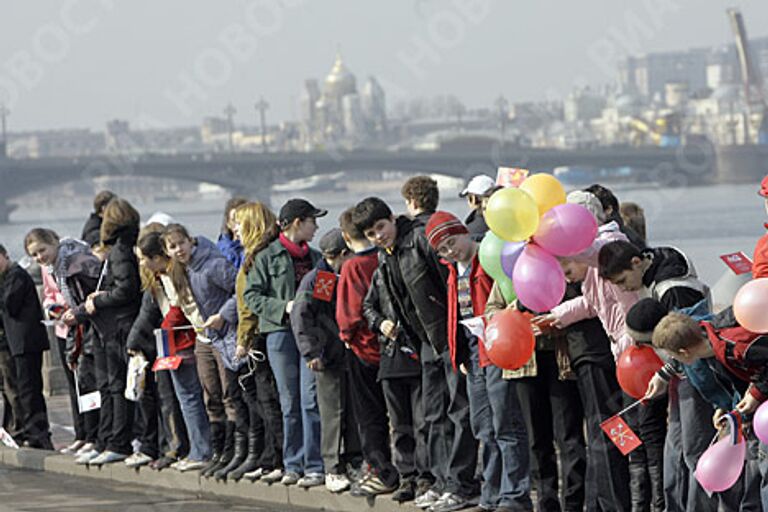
[[153, 328, 182, 371]]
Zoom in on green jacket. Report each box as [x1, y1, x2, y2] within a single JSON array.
[[244, 239, 321, 334]]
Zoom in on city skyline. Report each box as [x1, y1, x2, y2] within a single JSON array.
[[1, 1, 767, 132]]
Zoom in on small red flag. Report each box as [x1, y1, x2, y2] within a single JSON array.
[[313, 271, 337, 302], [601, 415, 642, 455], [719, 252, 753, 275], [152, 356, 182, 372]]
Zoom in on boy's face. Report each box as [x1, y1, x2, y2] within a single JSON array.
[[607, 257, 644, 291], [363, 216, 397, 250], [325, 251, 351, 273], [435, 233, 474, 263], [560, 258, 589, 283], [661, 347, 697, 365]]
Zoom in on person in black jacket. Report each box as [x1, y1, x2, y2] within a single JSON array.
[[80, 190, 115, 248], [585, 184, 646, 249], [84, 198, 142, 465], [401, 175, 438, 227], [291, 228, 362, 492], [0, 315, 23, 442], [351, 197, 478, 512], [0, 244, 53, 449]]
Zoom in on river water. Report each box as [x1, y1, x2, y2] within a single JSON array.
[[0, 182, 763, 288]]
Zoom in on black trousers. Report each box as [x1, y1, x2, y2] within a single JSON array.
[[138, 367, 189, 459], [575, 361, 631, 512], [74, 352, 100, 444], [516, 350, 586, 512], [624, 393, 667, 512], [347, 353, 398, 487], [13, 351, 51, 448], [100, 331, 134, 455], [381, 375, 430, 482], [0, 350, 22, 440]]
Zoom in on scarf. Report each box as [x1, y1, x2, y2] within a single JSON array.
[[51, 238, 102, 307], [279, 233, 310, 258]]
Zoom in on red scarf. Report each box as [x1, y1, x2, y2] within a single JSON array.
[[279, 233, 310, 258]]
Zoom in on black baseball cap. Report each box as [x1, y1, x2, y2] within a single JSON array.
[[278, 199, 328, 226], [319, 228, 347, 255]]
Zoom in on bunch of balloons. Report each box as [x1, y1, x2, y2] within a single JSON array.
[[480, 173, 598, 311]]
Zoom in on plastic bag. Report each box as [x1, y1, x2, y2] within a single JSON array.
[[125, 354, 149, 401]]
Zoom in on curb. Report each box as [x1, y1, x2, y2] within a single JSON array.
[[0, 446, 418, 511]]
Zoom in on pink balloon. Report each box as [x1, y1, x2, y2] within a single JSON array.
[[734, 278, 768, 333], [695, 437, 746, 492], [533, 203, 599, 257], [501, 242, 526, 279], [754, 401, 768, 444], [512, 244, 566, 312]]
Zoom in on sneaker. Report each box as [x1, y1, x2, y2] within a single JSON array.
[[414, 488, 442, 509], [60, 440, 85, 455], [281, 471, 300, 486], [325, 473, 351, 493], [74, 449, 100, 465], [261, 468, 284, 484], [243, 467, 264, 482], [125, 452, 153, 468], [75, 442, 96, 456], [297, 472, 325, 488], [359, 473, 397, 496], [175, 459, 207, 472], [429, 492, 471, 512], [392, 479, 416, 503], [89, 450, 128, 466]]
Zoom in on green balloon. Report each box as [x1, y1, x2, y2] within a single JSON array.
[[497, 276, 518, 304], [479, 232, 506, 281]]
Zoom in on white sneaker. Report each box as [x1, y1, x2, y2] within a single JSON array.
[[90, 450, 128, 466], [261, 468, 284, 484], [75, 442, 96, 456], [414, 488, 442, 509], [74, 449, 101, 465], [125, 452, 153, 468], [325, 473, 351, 493], [60, 440, 85, 455], [244, 467, 264, 481]]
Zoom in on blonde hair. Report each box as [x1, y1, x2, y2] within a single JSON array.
[[100, 198, 140, 245], [652, 312, 703, 352], [236, 202, 279, 272]]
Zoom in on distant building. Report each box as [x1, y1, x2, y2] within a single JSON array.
[[8, 129, 105, 158]]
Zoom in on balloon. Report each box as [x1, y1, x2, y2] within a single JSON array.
[[733, 278, 768, 333], [478, 232, 506, 281], [501, 241, 526, 279], [533, 204, 599, 257], [512, 244, 566, 312], [497, 275, 517, 304], [616, 345, 664, 400], [519, 173, 567, 216], [484, 188, 540, 242], [754, 401, 768, 444], [483, 308, 535, 370], [695, 435, 746, 492]]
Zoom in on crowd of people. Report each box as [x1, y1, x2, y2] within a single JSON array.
[[0, 174, 768, 512]]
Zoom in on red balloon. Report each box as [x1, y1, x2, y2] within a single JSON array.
[[616, 345, 664, 399], [483, 309, 536, 370]]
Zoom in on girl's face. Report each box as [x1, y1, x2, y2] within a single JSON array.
[[292, 217, 319, 243], [560, 258, 589, 283], [137, 248, 168, 274], [227, 209, 238, 235], [233, 220, 243, 242], [165, 234, 194, 264], [26, 240, 58, 266]]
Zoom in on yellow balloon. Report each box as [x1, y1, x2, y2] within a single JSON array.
[[519, 173, 566, 216], [485, 188, 540, 242]]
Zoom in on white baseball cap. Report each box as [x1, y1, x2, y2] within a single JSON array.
[[459, 175, 496, 197]]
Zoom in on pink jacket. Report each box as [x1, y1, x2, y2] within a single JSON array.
[[550, 222, 641, 360], [41, 266, 69, 339]]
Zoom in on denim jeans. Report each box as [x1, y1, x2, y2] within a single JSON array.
[[467, 347, 532, 511], [170, 355, 212, 461], [267, 330, 323, 475]]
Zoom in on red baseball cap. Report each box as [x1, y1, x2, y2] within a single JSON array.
[[760, 175, 768, 197]]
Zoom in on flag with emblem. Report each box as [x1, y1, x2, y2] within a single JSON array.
[[152, 328, 182, 371], [496, 167, 530, 188], [313, 270, 337, 302], [601, 414, 642, 455]]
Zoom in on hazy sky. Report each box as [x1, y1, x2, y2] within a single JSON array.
[[1, 0, 766, 132]]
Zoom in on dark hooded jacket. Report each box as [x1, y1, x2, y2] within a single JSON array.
[[92, 225, 141, 337], [464, 209, 489, 241], [0, 263, 49, 356], [642, 247, 708, 311], [80, 212, 102, 248]]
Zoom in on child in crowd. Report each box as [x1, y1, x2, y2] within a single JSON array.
[[401, 175, 439, 226], [291, 228, 361, 492], [352, 197, 478, 512], [426, 211, 533, 512], [244, 198, 325, 486]]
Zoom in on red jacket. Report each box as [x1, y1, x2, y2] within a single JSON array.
[[702, 309, 768, 402], [162, 306, 196, 352], [336, 250, 381, 365], [445, 254, 494, 369], [753, 227, 768, 278]]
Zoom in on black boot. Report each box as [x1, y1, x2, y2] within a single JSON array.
[[647, 460, 664, 512], [200, 421, 224, 477], [228, 428, 264, 482], [203, 421, 232, 478], [214, 430, 247, 481], [629, 461, 650, 512]]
